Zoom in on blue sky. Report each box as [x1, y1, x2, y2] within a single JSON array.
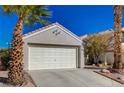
[[0, 5, 124, 48]]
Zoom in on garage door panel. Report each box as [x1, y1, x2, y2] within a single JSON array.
[[29, 46, 77, 70]]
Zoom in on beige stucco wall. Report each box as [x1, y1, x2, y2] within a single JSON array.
[[23, 24, 84, 70], [100, 43, 124, 64]]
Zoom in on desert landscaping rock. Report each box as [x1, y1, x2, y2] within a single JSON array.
[[101, 69, 110, 73], [118, 76, 124, 81]]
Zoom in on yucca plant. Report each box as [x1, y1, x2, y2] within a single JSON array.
[[2, 5, 51, 86]]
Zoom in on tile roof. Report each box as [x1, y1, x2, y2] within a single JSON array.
[[80, 27, 124, 40]]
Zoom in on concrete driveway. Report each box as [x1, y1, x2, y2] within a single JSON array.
[[29, 69, 124, 87]]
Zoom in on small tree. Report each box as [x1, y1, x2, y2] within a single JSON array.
[[83, 34, 112, 65]]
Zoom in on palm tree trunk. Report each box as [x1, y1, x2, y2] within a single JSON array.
[[8, 17, 25, 85], [113, 5, 123, 69]]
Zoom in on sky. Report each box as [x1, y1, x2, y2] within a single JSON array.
[[0, 5, 124, 48]]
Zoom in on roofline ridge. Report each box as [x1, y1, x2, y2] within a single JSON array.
[[23, 22, 58, 37]]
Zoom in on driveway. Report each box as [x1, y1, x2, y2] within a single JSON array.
[[29, 69, 124, 87]]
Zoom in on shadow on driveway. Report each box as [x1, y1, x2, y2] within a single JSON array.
[[0, 77, 8, 84]]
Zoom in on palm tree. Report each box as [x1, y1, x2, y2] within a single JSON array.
[[113, 5, 122, 69], [2, 5, 51, 86]]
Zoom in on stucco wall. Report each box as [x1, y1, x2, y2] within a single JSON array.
[[100, 52, 124, 65], [24, 27, 82, 46], [100, 43, 124, 65], [23, 25, 84, 70]]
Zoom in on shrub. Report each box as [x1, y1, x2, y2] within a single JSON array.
[[0, 49, 10, 70], [83, 34, 112, 65]]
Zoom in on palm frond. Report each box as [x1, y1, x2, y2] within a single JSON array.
[[2, 5, 51, 26]]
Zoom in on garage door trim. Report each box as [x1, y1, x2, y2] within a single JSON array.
[[28, 43, 80, 70]]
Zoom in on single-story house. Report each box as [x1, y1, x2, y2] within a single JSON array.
[[23, 22, 84, 70], [80, 29, 124, 65]]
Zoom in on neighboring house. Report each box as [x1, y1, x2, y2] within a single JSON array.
[[80, 28, 124, 65], [23, 22, 84, 70]]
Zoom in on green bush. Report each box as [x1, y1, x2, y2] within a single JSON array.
[[122, 63, 124, 68], [0, 49, 10, 69]]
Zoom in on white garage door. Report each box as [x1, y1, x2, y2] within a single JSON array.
[[29, 46, 77, 70]]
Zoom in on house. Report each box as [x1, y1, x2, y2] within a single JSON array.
[[80, 29, 124, 65], [23, 22, 84, 70]]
